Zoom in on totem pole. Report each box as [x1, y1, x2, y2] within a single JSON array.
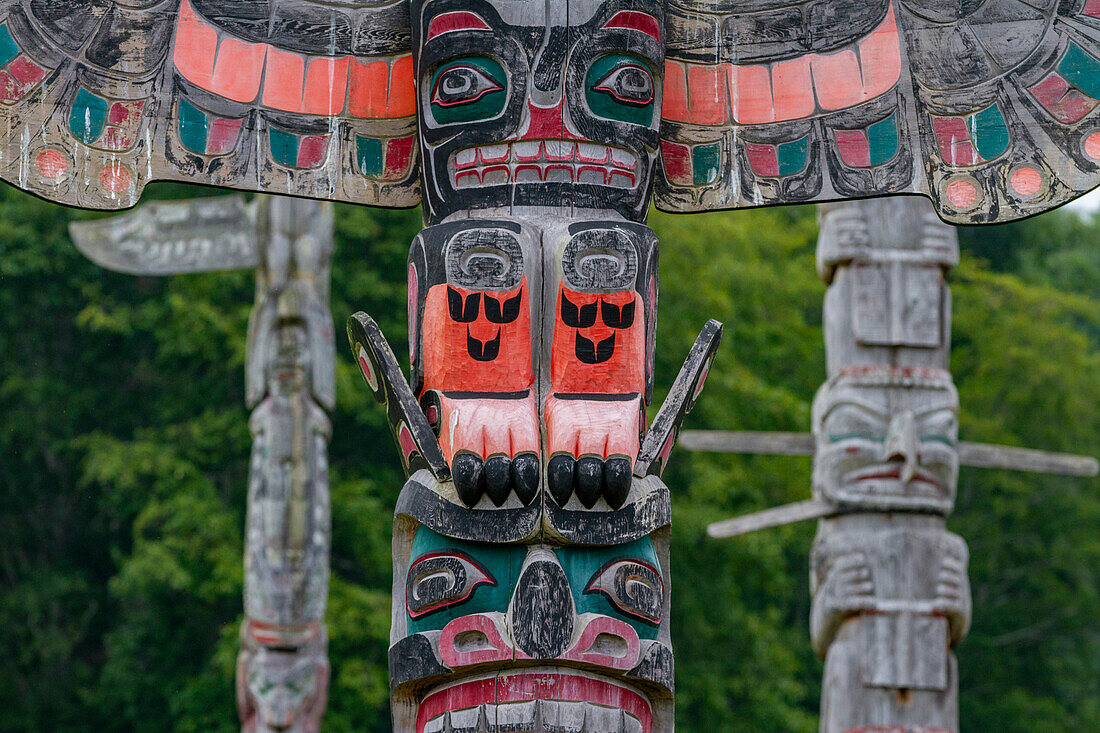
[[811, 197, 969, 733], [700, 196, 1096, 733], [347, 5, 719, 730], [3, 1, 1100, 731], [71, 195, 336, 733]]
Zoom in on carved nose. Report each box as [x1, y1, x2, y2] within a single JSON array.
[[884, 410, 918, 483], [510, 548, 575, 659], [521, 99, 577, 140]]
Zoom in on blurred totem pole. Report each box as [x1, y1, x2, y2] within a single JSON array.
[[71, 195, 335, 733], [810, 197, 970, 732], [700, 196, 1092, 731]]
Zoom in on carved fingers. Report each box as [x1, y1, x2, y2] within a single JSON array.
[[811, 551, 876, 656], [934, 553, 972, 644]]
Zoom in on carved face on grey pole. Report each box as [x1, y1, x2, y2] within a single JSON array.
[[812, 368, 959, 514], [238, 635, 329, 733]]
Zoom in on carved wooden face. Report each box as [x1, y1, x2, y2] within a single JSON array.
[[391, 526, 673, 733], [812, 373, 959, 513], [413, 0, 664, 223], [243, 646, 327, 733]]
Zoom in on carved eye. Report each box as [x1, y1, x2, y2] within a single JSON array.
[[593, 63, 654, 106], [585, 558, 663, 626], [824, 406, 882, 443], [406, 551, 495, 618], [432, 64, 503, 106], [585, 54, 656, 126]]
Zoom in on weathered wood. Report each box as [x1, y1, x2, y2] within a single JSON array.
[[69, 195, 258, 274], [71, 194, 336, 733], [681, 430, 815, 457], [681, 430, 1100, 477], [707, 499, 834, 539], [958, 442, 1099, 477], [635, 319, 723, 479]]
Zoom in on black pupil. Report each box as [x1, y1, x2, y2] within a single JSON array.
[[614, 67, 651, 101], [439, 68, 484, 102]]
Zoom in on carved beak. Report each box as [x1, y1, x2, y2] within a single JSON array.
[[884, 410, 918, 484]]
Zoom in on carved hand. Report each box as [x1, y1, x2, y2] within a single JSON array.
[[933, 553, 972, 645], [810, 551, 876, 656]]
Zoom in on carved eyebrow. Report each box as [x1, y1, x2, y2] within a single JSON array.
[[601, 11, 661, 43], [427, 10, 492, 41]]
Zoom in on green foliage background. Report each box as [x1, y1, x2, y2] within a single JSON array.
[[0, 184, 1097, 732]]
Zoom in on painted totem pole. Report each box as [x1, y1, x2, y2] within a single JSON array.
[[3, 1, 1100, 731], [72, 195, 336, 733], [349, 5, 715, 731]]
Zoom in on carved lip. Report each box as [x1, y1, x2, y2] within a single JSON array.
[[417, 670, 652, 733], [843, 463, 946, 491], [451, 140, 639, 189]]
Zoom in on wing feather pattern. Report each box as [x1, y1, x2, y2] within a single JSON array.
[[0, 0, 418, 210], [657, 0, 1100, 223]]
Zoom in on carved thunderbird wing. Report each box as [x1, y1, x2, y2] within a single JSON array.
[[656, 0, 1100, 224], [0, 0, 417, 209]]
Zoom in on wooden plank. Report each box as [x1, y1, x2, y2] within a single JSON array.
[[68, 195, 258, 274], [706, 499, 835, 538], [680, 430, 1099, 477]]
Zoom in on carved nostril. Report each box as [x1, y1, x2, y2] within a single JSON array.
[[511, 552, 575, 659], [585, 632, 629, 657], [453, 630, 494, 653]]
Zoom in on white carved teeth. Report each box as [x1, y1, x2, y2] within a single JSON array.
[[450, 141, 639, 189], [578, 167, 607, 185], [481, 167, 510, 186], [577, 142, 610, 164], [424, 701, 645, 733], [544, 140, 575, 160], [609, 147, 636, 170], [480, 143, 510, 164], [514, 140, 543, 159], [544, 166, 573, 183], [455, 148, 478, 169], [514, 166, 544, 184]]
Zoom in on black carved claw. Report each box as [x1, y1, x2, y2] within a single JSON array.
[[547, 453, 634, 510], [454, 451, 540, 508]]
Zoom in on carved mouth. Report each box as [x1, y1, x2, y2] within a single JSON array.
[[452, 140, 639, 189], [417, 671, 651, 733], [843, 463, 945, 492]]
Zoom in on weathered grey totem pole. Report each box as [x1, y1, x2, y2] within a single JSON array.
[[700, 196, 1096, 733], [812, 197, 970, 733], [5, 0, 1100, 730], [72, 195, 336, 733]]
